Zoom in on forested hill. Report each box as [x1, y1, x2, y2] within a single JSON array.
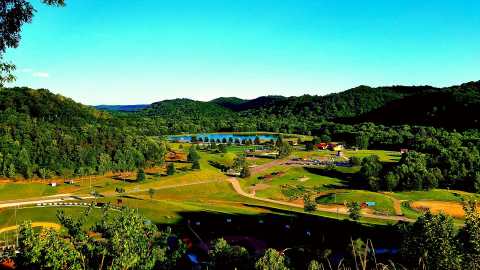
[[0, 87, 110, 125], [128, 81, 479, 130], [208, 82, 479, 128], [337, 81, 480, 128], [210, 97, 247, 110], [143, 98, 236, 119], [211, 96, 287, 111], [0, 87, 166, 180], [234, 85, 437, 120], [95, 104, 149, 112]]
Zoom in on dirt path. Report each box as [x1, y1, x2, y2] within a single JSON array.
[[0, 222, 60, 234], [228, 177, 413, 222], [250, 158, 289, 174], [230, 156, 413, 222], [380, 192, 403, 216]]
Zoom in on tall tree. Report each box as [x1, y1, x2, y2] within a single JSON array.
[[400, 211, 461, 270], [137, 168, 146, 182], [255, 248, 289, 270], [459, 201, 480, 269]]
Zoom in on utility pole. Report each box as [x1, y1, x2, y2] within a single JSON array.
[[335, 192, 338, 219], [15, 205, 18, 247]]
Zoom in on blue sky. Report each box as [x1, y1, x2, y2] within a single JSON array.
[[6, 0, 480, 105]]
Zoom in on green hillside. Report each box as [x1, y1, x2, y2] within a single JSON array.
[[0, 87, 110, 125], [338, 81, 480, 128]]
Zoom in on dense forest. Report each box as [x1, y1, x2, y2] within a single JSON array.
[[0, 87, 166, 180], [101, 80, 479, 134]]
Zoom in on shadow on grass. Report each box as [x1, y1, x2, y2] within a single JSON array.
[[166, 208, 403, 267], [304, 167, 365, 189]]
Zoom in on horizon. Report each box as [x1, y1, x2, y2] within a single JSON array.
[[5, 0, 480, 105]]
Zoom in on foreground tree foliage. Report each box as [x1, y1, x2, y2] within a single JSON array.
[[16, 206, 186, 270], [209, 238, 251, 270], [459, 201, 480, 269], [400, 211, 461, 270], [13, 203, 480, 270], [255, 248, 289, 270]]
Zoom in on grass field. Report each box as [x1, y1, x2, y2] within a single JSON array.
[[0, 183, 60, 201], [292, 149, 400, 163], [0, 143, 477, 234], [316, 190, 396, 215], [241, 165, 344, 200]]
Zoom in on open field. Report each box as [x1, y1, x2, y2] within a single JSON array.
[[241, 165, 345, 200], [0, 142, 476, 235], [292, 149, 401, 163]]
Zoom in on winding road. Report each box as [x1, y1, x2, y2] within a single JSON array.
[[227, 177, 413, 222]]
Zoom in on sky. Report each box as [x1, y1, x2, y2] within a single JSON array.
[[5, 0, 480, 105]]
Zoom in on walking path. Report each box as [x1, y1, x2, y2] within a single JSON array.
[[0, 194, 93, 209], [227, 177, 413, 222]]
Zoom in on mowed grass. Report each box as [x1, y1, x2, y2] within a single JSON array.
[[292, 149, 400, 163], [343, 149, 401, 162], [316, 190, 396, 215], [241, 165, 344, 201], [0, 206, 104, 229], [391, 189, 480, 202], [0, 183, 60, 201]]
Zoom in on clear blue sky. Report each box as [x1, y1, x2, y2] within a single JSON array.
[[6, 0, 480, 105]]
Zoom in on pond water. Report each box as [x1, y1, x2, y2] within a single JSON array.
[[168, 133, 278, 143]]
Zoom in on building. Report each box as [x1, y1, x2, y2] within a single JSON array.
[[315, 143, 328, 150], [226, 169, 241, 177], [328, 143, 344, 151]]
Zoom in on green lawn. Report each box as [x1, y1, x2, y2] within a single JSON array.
[[391, 189, 480, 202], [292, 149, 400, 163], [2, 144, 476, 232], [316, 190, 396, 215], [0, 183, 59, 201], [240, 165, 345, 200], [0, 206, 104, 229]]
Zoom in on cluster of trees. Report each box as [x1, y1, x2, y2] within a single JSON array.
[[194, 135, 265, 146], [16, 207, 186, 270], [0, 88, 166, 180], [360, 148, 480, 192], [400, 201, 480, 269]]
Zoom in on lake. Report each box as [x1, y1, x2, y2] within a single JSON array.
[[168, 133, 278, 143]]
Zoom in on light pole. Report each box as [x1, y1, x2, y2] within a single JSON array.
[[334, 192, 339, 219]]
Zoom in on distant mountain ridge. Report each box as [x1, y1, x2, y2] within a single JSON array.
[[95, 104, 149, 112], [92, 80, 480, 129]]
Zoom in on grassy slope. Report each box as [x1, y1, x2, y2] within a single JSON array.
[[1, 144, 478, 231]]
